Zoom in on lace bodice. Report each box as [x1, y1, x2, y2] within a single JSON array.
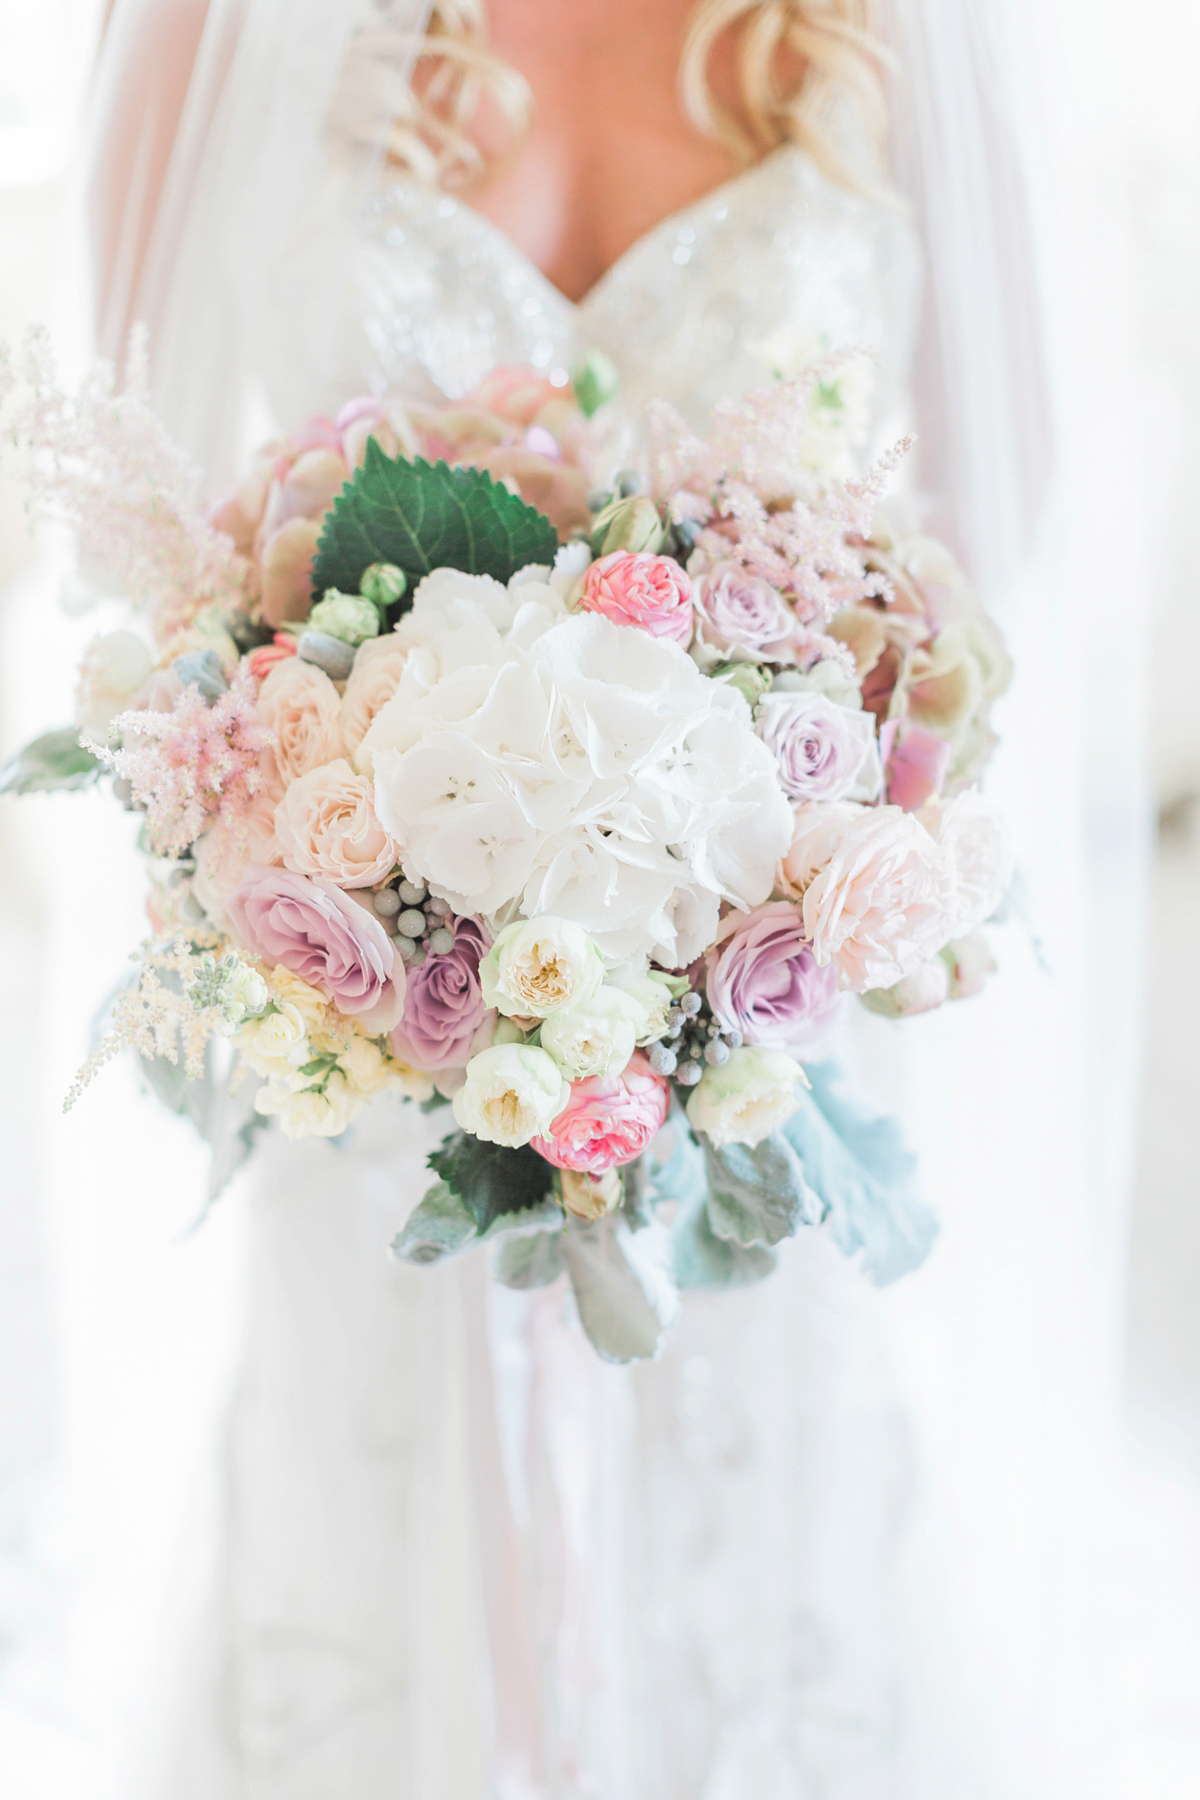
[[259, 144, 920, 450]]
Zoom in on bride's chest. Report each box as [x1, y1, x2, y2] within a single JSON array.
[[258, 147, 921, 450]]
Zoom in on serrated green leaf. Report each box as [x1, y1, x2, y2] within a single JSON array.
[[701, 1131, 822, 1250], [428, 1130, 556, 1232], [311, 445, 559, 600], [0, 726, 101, 795]]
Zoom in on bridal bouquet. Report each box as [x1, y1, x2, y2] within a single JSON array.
[[1, 336, 1012, 1359]]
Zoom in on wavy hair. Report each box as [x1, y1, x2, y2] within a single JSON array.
[[336, 0, 888, 194]]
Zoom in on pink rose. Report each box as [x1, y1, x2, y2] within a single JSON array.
[[532, 1052, 669, 1176], [466, 366, 565, 428], [274, 758, 401, 888], [779, 801, 957, 993], [880, 718, 952, 812], [256, 657, 344, 793], [227, 865, 405, 1033], [341, 634, 409, 766], [706, 901, 841, 1053], [390, 916, 492, 1071], [692, 560, 804, 662], [578, 552, 694, 645], [756, 691, 882, 803], [247, 635, 298, 684]]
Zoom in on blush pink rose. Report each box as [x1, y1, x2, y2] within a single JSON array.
[[531, 1052, 669, 1176], [273, 758, 402, 888], [578, 552, 694, 645], [247, 635, 298, 684], [341, 634, 409, 766], [256, 657, 344, 792], [227, 865, 405, 1033], [192, 792, 282, 928]]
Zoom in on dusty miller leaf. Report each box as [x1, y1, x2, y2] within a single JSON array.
[[0, 726, 101, 795], [560, 1215, 677, 1364], [393, 1179, 561, 1268], [701, 1131, 822, 1249], [780, 1060, 937, 1284], [672, 1192, 778, 1290], [492, 1228, 564, 1290], [311, 445, 559, 599]]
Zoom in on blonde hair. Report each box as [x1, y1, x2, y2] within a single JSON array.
[[345, 0, 888, 194]]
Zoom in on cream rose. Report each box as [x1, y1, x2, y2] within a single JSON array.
[[239, 1000, 311, 1082], [264, 966, 328, 1029], [780, 801, 957, 993], [451, 1043, 571, 1147], [341, 633, 409, 768], [538, 985, 644, 1080], [274, 758, 401, 888], [255, 1071, 360, 1139], [257, 657, 344, 791], [479, 916, 605, 1019], [75, 630, 154, 747], [685, 1046, 804, 1149]]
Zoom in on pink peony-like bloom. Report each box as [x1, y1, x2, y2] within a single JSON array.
[[466, 367, 566, 428], [691, 559, 805, 663], [390, 916, 492, 1071], [341, 633, 409, 766], [880, 718, 952, 812], [532, 1051, 669, 1175], [227, 865, 405, 1033], [578, 551, 694, 645], [779, 801, 957, 994], [706, 900, 841, 1053]]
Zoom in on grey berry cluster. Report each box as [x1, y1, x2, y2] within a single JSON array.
[[646, 990, 743, 1087], [371, 870, 455, 967]]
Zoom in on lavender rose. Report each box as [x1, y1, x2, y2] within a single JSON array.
[[692, 559, 804, 663], [755, 690, 881, 803], [706, 901, 841, 1054], [390, 915, 492, 1071], [227, 865, 405, 1033]]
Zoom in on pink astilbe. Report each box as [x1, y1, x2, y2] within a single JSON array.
[[108, 665, 274, 856], [1, 326, 252, 644], [648, 364, 913, 629]]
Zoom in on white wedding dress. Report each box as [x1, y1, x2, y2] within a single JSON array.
[[57, 6, 1136, 1797]]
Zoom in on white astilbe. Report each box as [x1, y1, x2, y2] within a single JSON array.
[[648, 360, 913, 629], [65, 932, 232, 1110], [1, 327, 252, 643]]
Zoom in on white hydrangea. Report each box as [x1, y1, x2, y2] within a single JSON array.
[[365, 607, 792, 968]]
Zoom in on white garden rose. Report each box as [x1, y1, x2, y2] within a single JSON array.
[[685, 1046, 804, 1149], [539, 985, 644, 1079], [451, 1043, 571, 1147], [480, 916, 604, 1018], [239, 999, 310, 1074], [613, 968, 688, 1046], [255, 1071, 360, 1139], [75, 630, 154, 747], [932, 790, 1013, 936]]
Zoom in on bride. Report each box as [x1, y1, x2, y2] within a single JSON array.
[[77, 2, 1126, 1795]]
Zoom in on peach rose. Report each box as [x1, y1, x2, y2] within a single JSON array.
[[779, 800, 957, 993], [192, 792, 282, 928], [273, 757, 401, 888], [257, 657, 344, 792], [341, 634, 410, 767]]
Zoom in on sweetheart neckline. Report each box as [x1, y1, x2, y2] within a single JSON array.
[[396, 143, 799, 319]]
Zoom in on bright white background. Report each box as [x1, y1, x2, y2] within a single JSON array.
[[0, 2, 1198, 1794]]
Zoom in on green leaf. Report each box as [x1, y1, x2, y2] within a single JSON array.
[[392, 1180, 478, 1265], [0, 726, 101, 795], [493, 1228, 564, 1290], [392, 1178, 561, 1268], [560, 1214, 677, 1364], [780, 1061, 937, 1284], [428, 1130, 555, 1232], [701, 1131, 822, 1249], [672, 1192, 778, 1291], [311, 445, 559, 600]]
